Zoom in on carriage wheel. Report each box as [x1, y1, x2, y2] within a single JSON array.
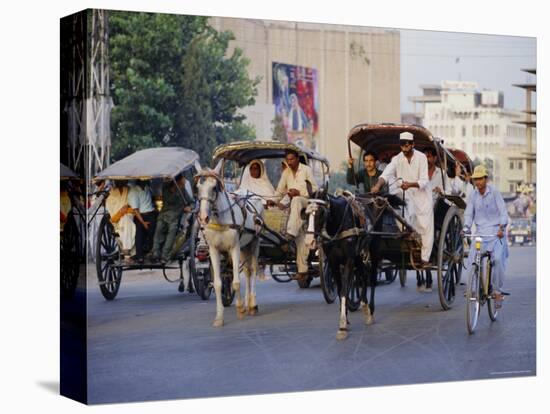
[[437, 206, 464, 310], [60, 213, 80, 298], [95, 215, 122, 300], [319, 248, 337, 303], [346, 262, 362, 312], [221, 275, 235, 307], [399, 269, 407, 287], [378, 268, 398, 285], [271, 263, 293, 283]]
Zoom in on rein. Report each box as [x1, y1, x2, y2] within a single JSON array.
[[308, 197, 364, 245]]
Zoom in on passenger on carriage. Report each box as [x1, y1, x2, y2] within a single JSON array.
[[453, 163, 474, 201], [60, 181, 72, 232], [424, 148, 462, 205], [346, 151, 386, 193], [106, 180, 136, 263], [235, 159, 279, 206], [370, 131, 434, 265], [267, 149, 318, 282], [128, 180, 157, 264], [151, 174, 193, 265]]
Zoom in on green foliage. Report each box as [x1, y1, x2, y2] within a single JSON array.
[[108, 11, 258, 161]]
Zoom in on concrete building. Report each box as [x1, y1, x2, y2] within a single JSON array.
[[209, 17, 401, 170], [422, 81, 529, 193]]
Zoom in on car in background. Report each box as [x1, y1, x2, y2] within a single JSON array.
[[508, 216, 533, 246]]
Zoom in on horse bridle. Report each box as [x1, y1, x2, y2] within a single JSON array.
[[194, 171, 225, 215]]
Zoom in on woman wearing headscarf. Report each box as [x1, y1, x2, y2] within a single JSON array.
[[236, 159, 278, 205]]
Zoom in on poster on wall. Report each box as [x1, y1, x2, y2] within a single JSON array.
[[272, 62, 318, 149]]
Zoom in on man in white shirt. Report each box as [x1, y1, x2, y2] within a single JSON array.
[[268, 149, 318, 282], [371, 132, 434, 265]]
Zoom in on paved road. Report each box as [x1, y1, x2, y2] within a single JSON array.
[[85, 245, 536, 404]]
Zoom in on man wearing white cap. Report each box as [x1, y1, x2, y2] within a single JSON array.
[[371, 131, 434, 264]]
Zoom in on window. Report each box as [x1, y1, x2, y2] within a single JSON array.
[[510, 161, 514, 170], [462, 126, 466, 137], [518, 161, 523, 170], [495, 125, 500, 136], [472, 126, 476, 137], [451, 126, 455, 137], [484, 125, 488, 135], [489, 125, 494, 136], [510, 184, 515, 193]]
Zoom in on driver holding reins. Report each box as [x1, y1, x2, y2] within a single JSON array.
[[370, 131, 434, 266]]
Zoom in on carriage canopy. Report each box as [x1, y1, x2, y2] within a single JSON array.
[[347, 123, 471, 176], [93, 147, 199, 181], [212, 141, 329, 169], [60, 163, 79, 180]]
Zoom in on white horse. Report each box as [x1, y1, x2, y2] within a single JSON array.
[[195, 160, 264, 327]]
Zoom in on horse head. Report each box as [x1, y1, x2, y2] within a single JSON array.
[[195, 160, 224, 226]]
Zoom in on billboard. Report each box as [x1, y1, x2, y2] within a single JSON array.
[[272, 62, 318, 149]]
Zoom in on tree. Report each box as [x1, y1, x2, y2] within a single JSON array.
[[108, 12, 259, 161]]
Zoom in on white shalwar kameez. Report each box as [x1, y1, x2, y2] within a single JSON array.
[[106, 186, 136, 253], [381, 149, 434, 262]]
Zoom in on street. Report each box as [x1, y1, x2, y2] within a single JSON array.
[[86, 245, 536, 404]]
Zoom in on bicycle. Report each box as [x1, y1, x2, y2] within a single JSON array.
[[463, 232, 504, 334]]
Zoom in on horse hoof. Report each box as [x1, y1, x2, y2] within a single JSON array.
[[365, 316, 375, 325], [248, 306, 258, 316], [212, 319, 224, 328], [336, 330, 348, 341], [178, 284, 185, 293], [237, 308, 246, 319]]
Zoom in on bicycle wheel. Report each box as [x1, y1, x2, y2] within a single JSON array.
[[466, 264, 481, 334], [487, 260, 499, 321]]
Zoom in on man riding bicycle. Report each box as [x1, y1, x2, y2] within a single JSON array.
[[463, 165, 509, 304]]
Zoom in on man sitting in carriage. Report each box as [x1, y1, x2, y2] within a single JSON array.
[[106, 180, 136, 264], [346, 150, 386, 193], [267, 148, 318, 282], [370, 131, 434, 266], [151, 174, 193, 265]]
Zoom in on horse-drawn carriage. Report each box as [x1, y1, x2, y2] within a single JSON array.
[[304, 124, 472, 340], [92, 147, 219, 301], [60, 163, 85, 298], [210, 141, 331, 288], [346, 123, 471, 310]]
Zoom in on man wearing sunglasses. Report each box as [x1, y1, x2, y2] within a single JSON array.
[[371, 131, 434, 266]]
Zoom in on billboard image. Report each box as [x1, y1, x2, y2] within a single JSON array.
[[272, 62, 318, 149]]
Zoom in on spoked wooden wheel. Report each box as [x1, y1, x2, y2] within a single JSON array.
[[60, 212, 80, 299], [319, 247, 337, 304], [466, 265, 481, 334], [437, 206, 464, 310], [96, 215, 122, 300]]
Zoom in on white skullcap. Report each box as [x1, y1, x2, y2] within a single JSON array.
[[399, 131, 414, 141]]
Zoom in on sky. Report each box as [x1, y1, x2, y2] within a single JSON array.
[[399, 29, 536, 113]]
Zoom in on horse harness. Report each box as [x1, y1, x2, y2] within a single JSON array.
[[195, 170, 261, 236]]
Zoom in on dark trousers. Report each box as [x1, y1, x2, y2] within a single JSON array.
[[134, 211, 157, 259]]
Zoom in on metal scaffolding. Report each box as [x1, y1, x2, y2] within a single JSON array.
[[61, 9, 112, 185]]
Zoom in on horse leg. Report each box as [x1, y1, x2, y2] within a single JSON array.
[[365, 255, 377, 325], [210, 249, 224, 327], [337, 258, 352, 341], [247, 242, 259, 316], [231, 243, 245, 319]]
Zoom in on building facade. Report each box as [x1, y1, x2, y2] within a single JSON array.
[[209, 17, 401, 170], [422, 81, 530, 193]]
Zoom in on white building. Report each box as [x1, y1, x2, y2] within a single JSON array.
[[422, 81, 529, 193]]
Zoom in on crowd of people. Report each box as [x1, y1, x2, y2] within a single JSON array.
[[103, 174, 193, 265]]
